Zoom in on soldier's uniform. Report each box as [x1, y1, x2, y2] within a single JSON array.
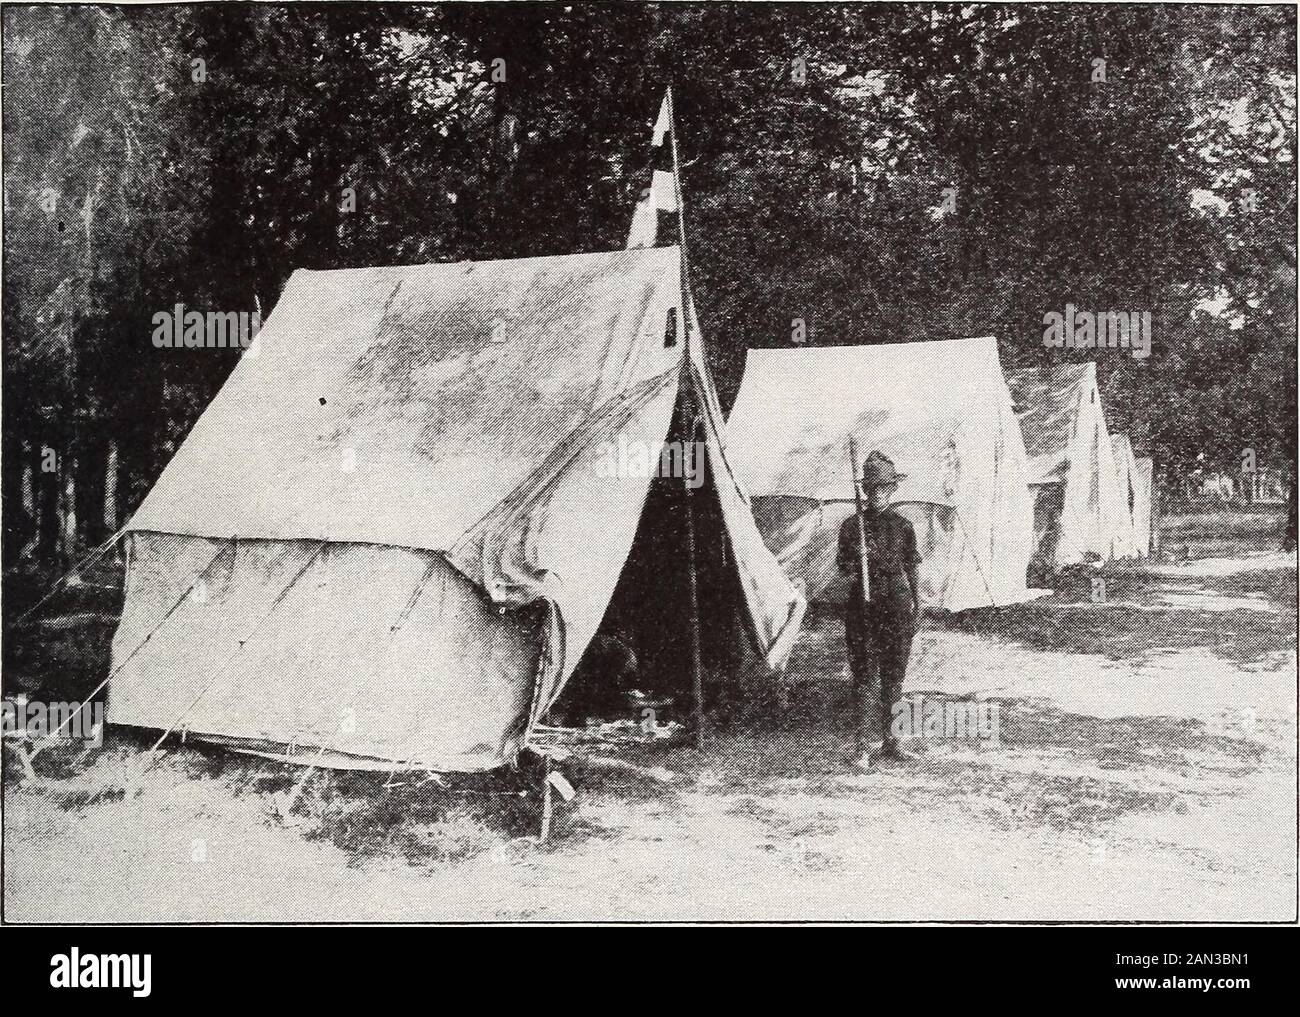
[[836, 460, 921, 759]]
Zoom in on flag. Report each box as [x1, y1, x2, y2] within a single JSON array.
[[626, 92, 680, 249]]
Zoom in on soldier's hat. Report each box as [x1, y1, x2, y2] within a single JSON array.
[[861, 451, 906, 489]]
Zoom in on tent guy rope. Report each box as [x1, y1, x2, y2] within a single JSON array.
[[25, 536, 235, 765], [139, 540, 329, 773]]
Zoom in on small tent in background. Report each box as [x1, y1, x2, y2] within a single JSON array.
[[108, 246, 805, 771], [1111, 433, 1141, 559], [726, 337, 1037, 612], [1133, 457, 1156, 556], [1008, 363, 1129, 569]]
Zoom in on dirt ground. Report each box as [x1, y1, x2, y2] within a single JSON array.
[[4, 509, 1296, 922]]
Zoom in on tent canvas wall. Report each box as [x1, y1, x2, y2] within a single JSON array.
[[725, 337, 1037, 611], [1133, 456, 1155, 555], [1111, 433, 1141, 559], [108, 246, 804, 771], [1008, 363, 1129, 567]]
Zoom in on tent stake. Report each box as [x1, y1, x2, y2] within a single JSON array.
[[539, 754, 554, 842]]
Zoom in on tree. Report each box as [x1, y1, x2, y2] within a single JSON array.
[[3, 3, 1294, 564]]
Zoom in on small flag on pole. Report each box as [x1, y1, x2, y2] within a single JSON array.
[[651, 94, 671, 147], [627, 92, 681, 249]]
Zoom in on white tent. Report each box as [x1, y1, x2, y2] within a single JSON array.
[[108, 246, 804, 771], [1133, 456, 1155, 555], [726, 337, 1037, 611], [1111, 433, 1141, 559], [1008, 363, 1129, 567]]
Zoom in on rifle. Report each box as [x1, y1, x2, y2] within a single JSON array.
[[848, 436, 870, 603]]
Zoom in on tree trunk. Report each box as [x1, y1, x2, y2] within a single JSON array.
[[3, 431, 31, 571], [36, 446, 61, 563], [76, 432, 106, 547], [104, 438, 119, 534], [60, 454, 78, 568]]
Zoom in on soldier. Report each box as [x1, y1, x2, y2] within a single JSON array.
[[837, 451, 922, 771]]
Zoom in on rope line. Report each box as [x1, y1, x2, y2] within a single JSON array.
[[140, 540, 329, 768], [953, 507, 998, 610], [27, 537, 235, 763], [14, 527, 128, 627]]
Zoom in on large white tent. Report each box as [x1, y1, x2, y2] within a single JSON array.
[[1008, 363, 1130, 567], [108, 246, 805, 771], [726, 337, 1037, 611]]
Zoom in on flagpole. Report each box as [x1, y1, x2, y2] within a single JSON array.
[[667, 85, 696, 324], [666, 84, 706, 751]]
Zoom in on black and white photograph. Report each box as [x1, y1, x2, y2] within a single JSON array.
[[1, 0, 1296, 942]]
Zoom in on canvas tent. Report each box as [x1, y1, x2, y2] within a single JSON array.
[[1133, 456, 1155, 555], [108, 246, 805, 771], [1008, 363, 1130, 567], [1111, 433, 1141, 558], [725, 337, 1037, 612]]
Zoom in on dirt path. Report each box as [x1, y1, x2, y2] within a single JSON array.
[[5, 552, 1296, 922]]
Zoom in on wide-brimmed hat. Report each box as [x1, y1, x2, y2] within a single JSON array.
[[861, 451, 906, 488]]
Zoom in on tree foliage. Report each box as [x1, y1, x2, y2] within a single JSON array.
[[2, 2, 1294, 539]]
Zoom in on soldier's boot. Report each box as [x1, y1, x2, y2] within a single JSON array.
[[846, 722, 872, 771], [877, 696, 916, 761], [878, 738, 916, 762], [845, 650, 873, 771]]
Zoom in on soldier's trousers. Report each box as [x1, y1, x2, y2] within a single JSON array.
[[844, 604, 915, 751]]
